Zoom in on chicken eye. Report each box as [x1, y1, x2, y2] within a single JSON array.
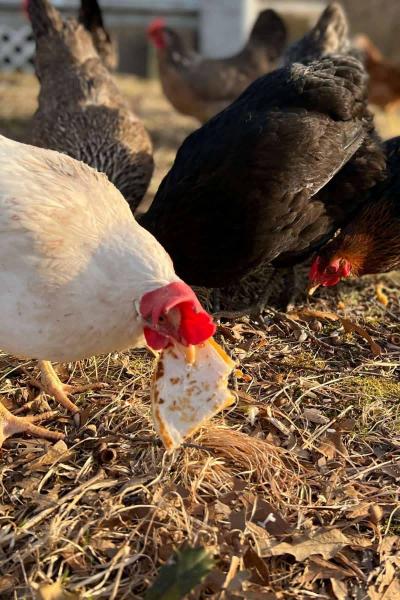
[[326, 265, 338, 275]]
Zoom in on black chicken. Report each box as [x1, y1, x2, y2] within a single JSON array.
[[140, 55, 385, 302]]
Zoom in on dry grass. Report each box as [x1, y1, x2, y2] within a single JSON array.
[[0, 72, 400, 599]]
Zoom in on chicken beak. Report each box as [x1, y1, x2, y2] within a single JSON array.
[[184, 344, 196, 365], [307, 283, 320, 296]]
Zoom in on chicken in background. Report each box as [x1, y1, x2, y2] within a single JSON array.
[[308, 136, 400, 293], [79, 0, 118, 71], [147, 9, 287, 123], [27, 0, 153, 214], [23, 0, 117, 70], [354, 34, 400, 112], [139, 55, 385, 311], [0, 135, 233, 450], [284, 2, 351, 65]]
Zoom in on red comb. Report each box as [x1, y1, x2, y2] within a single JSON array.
[[147, 18, 166, 35], [22, 0, 29, 18]]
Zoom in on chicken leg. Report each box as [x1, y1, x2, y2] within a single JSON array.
[[0, 401, 64, 447], [37, 361, 106, 422]]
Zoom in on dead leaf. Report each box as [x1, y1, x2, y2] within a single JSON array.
[[335, 551, 366, 580], [288, 308, 340, 322], [377, 561, 396, 592], [0, 576, 16, 594], [288, 309, 382, 356], [209, 500, 232, 521], [302, 556, 354, 583], [230, 509, 246, 532], [346, 502, 373, 520], [29, 440, 71, 472], [380, 463, 400, 481], [330, 578, 349, 600], [340, 318, 382, 356], [35, 580, 80, 600], [246, 496, 291, 537], [243, 547, 270, 585], [256, 527, 361, 561], [369, 576, 400, 600], [379, 536, 400, 558], [318, 430, 348, 460], [303, 408, 329, 425], [246, 522, 272, 556], [369, 504, 384, 525], [336, 418, 355, 432]]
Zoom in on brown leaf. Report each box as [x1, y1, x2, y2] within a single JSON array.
[[230, 509, 246, 532], [29, 440, 71, 472], [248, 496, 291, 537], [303, 408, 329, 425], [243, 547, 270, 585], [378, 561, 396, 592], [330, 578, 349, 600], [380, 463, 400, 481], [335, 551, 366, 580], [209, 500, 232, 521], [318, 431, 347, 460], [379, 536, 400, 558], [369, 575, 400, 600], [302, 556, 354, 583], [336, 418, 356, 432], [288, 309, 382, 355], [340, 317, 382, 356], [256, 527, 360, 561], [346, 502, 373, 520], [288, 308, 340, 322], [0, 576, 16, 594]]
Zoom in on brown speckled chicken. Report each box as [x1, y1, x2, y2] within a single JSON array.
[[27, 0, 153, 213], [148, 9, 287, 123], [140, 55, 385, 311], [354, 35, 400, 111], [79, 0, 118, 71]]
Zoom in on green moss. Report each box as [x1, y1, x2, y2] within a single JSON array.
[[284, 351, 327, 370], [350, 376, 400, 399]]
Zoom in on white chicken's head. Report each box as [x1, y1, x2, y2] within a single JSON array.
[[139, 282, 216, 351]]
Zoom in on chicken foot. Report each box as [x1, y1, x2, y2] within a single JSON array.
[[29, 361, 106, 424], [0, 400, 64, 447]]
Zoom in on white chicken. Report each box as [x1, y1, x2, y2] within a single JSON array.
[[0, 135, 216, 446]]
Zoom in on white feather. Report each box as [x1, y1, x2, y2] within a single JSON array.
[[0, 135, 180, 361]]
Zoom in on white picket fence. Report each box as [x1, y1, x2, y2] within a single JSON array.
[[0, 24, 34, 71]]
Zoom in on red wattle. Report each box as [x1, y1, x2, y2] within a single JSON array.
[[144, 327, 170, 351]]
